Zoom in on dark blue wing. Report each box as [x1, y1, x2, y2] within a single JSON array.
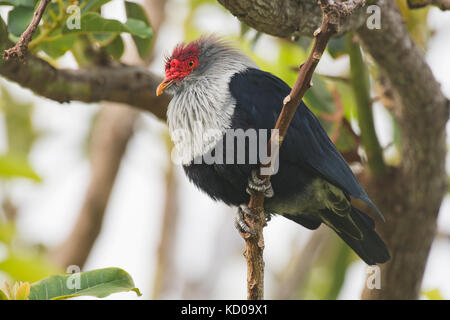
[[229, 68, 383, 220]]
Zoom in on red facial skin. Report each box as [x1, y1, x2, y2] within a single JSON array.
[[156, 42, 200, 96], [164, 42, 200, 82]]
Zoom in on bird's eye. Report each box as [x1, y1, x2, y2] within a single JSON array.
[[188, 60, 195, 68]]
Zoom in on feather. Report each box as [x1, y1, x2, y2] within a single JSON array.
[[229, 68, 384, 221]]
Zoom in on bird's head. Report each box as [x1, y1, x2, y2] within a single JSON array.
[[156, 40, 202, 96], [156, 36, 255, 97]]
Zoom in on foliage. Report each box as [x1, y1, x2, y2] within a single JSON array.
[[1, 0, 153, 60], [0, 267, 141, 300]]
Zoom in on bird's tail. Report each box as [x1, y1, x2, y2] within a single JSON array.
[[321, 207, 390, 265]]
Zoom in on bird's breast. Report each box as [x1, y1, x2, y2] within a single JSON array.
[[167, 79, 237, 164]]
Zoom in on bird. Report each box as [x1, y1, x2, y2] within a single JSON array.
[[156, 36, 390, 265]]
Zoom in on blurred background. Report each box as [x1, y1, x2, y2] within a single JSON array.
[[0, 0, 449, 299]]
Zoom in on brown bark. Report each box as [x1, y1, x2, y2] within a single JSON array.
[[0, 59, 169, 120], [217, 0, 366, 37], [357, 1, 448, 299], [0, 17, 170, 119], [3, 0, 50, 60]]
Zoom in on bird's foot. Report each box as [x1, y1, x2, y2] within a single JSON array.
[[234, 204, 271, 235], [246, 169, 274, 198], [234, 204, 256, 235]]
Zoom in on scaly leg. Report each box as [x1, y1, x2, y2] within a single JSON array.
[[246, 169, 274, 198], [234, 204, 256, 235]]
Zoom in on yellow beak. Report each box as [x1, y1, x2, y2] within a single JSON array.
[[156, 78, 174, 96]]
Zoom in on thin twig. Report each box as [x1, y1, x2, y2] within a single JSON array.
[[3, 0, 51, 61], [239, 0, 366, 300]]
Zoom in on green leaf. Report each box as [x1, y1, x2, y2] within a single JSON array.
[[125, 1, 153, 59], [104, 34, 124, 60], [7, 5, 34, 36], [39, 31, 77, 58], [42, 2, 60, 24], [0, 154, 41, 181], [62, 12, 152, 39], [124, 18, 153, 39], [0, 0, 36, 7], [28, 268, 142, 300], [91, 32, 117, 45], [80, 0, 112, 13]]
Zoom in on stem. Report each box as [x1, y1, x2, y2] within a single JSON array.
[[28, 1, 67, 51], [241, 0, 367, 300], [347, 33, 385, 175], [3, 0, 51, 60]]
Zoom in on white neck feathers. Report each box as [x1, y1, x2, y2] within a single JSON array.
[[167, 43, 257, 164]]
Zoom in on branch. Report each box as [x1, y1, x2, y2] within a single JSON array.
[[347, 34, 385, 175], [240, 0, 366, 300], [3, 0, 51, 61], [0, 57, 169, 120], [407, 0, 450, 10], [357, 1, 448, 299], [217, 0, 366, 38], [0, 17, 169, 120], [433, 0, 450, 10]]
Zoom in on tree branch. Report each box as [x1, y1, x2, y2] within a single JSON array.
[[217, 0, 366, 38], [407, 0, 450, 10], [3, 0, 51, 60], [347, 34, 385, 175], [0, 17, 169, 120], [357, 0, 448, 299], [0, 57, 170, 120], [433, 0, 450, 10], [240, 0, 366, 300]]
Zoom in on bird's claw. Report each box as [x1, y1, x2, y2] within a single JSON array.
[[234, 204, 256, 235], [234, 204, 271, 235], [246, 169, 274, 198]]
